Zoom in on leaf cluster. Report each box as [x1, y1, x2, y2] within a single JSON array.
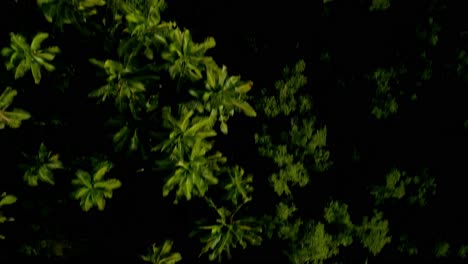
[[0, 87, 31, 129], [37, 0, 106, 29], [255, 60, 331, 197], [189, 65, 257, 134], [283, 201, 391, 263], [371, 168, 436, 207], [72, 161, 122, 211], [1, 32, 60, 84], [370, 67, 404, 119], [196, 199, 262, 262], [140, 240, 182, 264], [22, 143, 63, 186], [260, 60, 311, 118]]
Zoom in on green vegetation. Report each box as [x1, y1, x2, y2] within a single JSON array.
[[0, 0, 466, 263]]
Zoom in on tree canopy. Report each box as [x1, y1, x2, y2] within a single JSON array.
[[1, 0, 467, 263]]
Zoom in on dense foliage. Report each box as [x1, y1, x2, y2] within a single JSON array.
[[1, 0, 467, 263]]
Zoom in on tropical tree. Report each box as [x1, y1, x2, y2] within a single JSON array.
[[1, 32, 60, 84], [72, 161, 122, 211], [0, 87, 30, 129]]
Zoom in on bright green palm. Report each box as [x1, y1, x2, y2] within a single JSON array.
[[141, 240, 182, 264], [23, 143, 63, 186], [1, 32, 60, 84], [162, 139, 226, 202], [153, 106, 217, 161], [197, 199, 262, 262], [72, 161, 121, 211], [88, 59, 149, 117], [161, 28, 216, 81], [189, 65, 256, 134], [0, 87, 31, 129]]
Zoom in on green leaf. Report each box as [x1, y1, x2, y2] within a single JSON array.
[[95, 195, 106, 211], [0, 87, 17, 109], [74, 187, 89, 199], [206, 67, 217, 89], [357, 211, 391, 255], [31, 32, 49, 50], [1, 47, 12, 57], [220, 121, 228, 135], [38, 165, 54, 185], [129, 129, 139, 152], [230, 99, 257, 117], [94, 179, 122, 190], [93, 164, 111, 181], [44, 46, 60, 54], [35, 52, 56, 61], [73, 170, 92, 188], [126, 13, 142, 23], [144, 47, 154, 60], [141, 240, 182, 264], [31, 62, 42, 84], [40, 61, 55, 72], [4, 109, 31, 122], [24, 169, 39, 186], [38, 143, 48, 161], [235, 81, 253, 94], [15, 60, 30, 79], [83, 194, 93, 211], [113, 125, 130, 151], [46, 155, 63, 169], [0, 194, 17, 207]]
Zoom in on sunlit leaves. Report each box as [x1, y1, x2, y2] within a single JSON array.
[[161, 28, 216, 81], [153, 106, 217, 161], [324, 201, 353, 229], [71, 161, 121, 211], [323, 201, 354, 247], [255, 60, 331, 197], [260, 60, 310, 118], [162, 140, 226, 203], [22, 143, 63, 186], [356, 210, 391, 256], [289, 222, 340, 264], [290, 118, 331, 171], [141, 240, 182, 264], [224, 166, 254, 206], [370, 68, 402, 119], [113, 125, 140, 152], [0, 192, 17, 239], [88, 58, 151, 117], [256, 139, 311, 197], [270, 161, 308, 197], [37, 0, 106, 28], [371, 168, 436, 206], [274, 202, 303, 241], [117, 0, 174, 62], [371, 168, 408, 204], [189, 65, 256, 133], [1, 32, 60, 84], [276, 202, 297, 221], [0, 87, 31, 129], [196, 199, 262, 262], [284, 201, 391, 263]]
